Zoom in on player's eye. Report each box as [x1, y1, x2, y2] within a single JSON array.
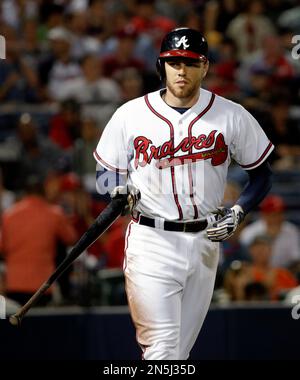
[[167, 61, 201, 68], [168, 62, 180, 67], [186, 63, 201, 67]]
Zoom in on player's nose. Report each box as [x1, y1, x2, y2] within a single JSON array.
[[178, 63, 187, 76]]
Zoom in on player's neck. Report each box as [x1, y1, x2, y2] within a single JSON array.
[[163, 88, 200, 108]]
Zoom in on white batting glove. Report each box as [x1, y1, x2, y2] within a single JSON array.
[[111, 185, 140, 215], [206, 205, 245, 242]]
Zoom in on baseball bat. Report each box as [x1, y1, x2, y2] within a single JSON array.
[[9, 195, 128, 327]]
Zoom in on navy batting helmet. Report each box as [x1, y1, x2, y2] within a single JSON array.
[[156, 27, 208, 81]]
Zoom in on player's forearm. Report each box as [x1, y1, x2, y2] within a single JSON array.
[[236, 161, 273, 215]]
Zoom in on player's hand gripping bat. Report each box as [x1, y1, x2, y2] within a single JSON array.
[[9, 187, 139, 327]]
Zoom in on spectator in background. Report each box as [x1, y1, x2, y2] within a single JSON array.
[[205, 0, 240, 34], [57, 172, 106, 266], [205, 37, 240, 99], [102, 216, 131, 269], [263, 96, 300, 170], [1, 0, 39, 30], [224, 235, 297, 301], [250, 35, 294, 84], [131, 0, 176, 49], [43, 170, 99, 302], [19, 18, 42, 71], [277, 0, 300, 34], [0, 0, 22, 30], [0, 176, 77, 306], [0, 23, 41, 103], [44, 170, 108, 300], [38, 2, 66, 45], [44, 171, 63, 205], [0, 168, 15, 216], [86, 0, 109, 41], [115, 67, 144, 103], [100, 18, 160, 89], [288, 260, 300, 286], [156, 0, 195, 26], [182, 10, 204, 34], [39, 26, 82, 102], [72, 117, 101, 191], [40, 2, 65, 25], [246, 236, 297, 300], [240, 67, 273, 108], [226, 0, 276, 61], [7, 113, 65, 189], [49, 98, 81, 150], [59, 54, 121, 104], [55, 172, 105, 302], [100, 5, 159, 73], [243, 281, 269, 301], [102, 25, 145, 78], [238, 35, 295, 100], [240, 195, 300, 268], [224, 260, 258, 301], [0, 260, 20, 314], [66, 8, 101, 60]]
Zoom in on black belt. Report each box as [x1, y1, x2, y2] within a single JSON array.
[[137, 215, 207, 233]]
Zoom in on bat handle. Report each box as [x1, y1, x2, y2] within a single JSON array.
[[9, 282, 50, 327]]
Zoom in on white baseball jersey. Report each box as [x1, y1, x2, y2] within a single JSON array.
[[94, 87, 274, 359], [94, 88, 274, 221]]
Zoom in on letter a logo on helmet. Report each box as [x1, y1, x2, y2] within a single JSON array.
[[158, 27, 208, 61], [175, 36, 189, 49]]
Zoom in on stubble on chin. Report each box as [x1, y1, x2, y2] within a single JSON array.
[[166, 80, 201, 99]]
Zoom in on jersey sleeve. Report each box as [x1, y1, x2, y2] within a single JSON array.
[[230, 105, 274, 170], [93, 107, 129, 174]]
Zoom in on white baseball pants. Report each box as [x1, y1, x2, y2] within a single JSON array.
[[124, 221, 219, 360]]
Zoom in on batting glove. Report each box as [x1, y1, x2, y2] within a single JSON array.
[[206, 205, 245, 242], [111, 185, 141, 216]]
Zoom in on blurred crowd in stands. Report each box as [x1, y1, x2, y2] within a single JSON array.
[[0, 0, 299, 307]]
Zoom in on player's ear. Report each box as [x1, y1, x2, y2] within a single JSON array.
[[202, 60, 209, 79]]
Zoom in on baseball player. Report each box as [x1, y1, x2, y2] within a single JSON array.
[[94, 28, 273, 360]]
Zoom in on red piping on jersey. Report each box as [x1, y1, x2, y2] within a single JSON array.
[[123, 221, 133, 272], [241, 142, 273, 169], [131, 211, 141, 223], [93, 150, 128, 174], [187, 93, 216, 219], [144, 94, 183, 220]]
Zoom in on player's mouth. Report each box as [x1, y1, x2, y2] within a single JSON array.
[[175, 80, 188, 86]]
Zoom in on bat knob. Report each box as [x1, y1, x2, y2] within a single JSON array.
[[9, 315, 21, 327]]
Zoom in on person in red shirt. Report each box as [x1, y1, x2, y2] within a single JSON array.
[[224, 235, 298, 301], [102, 25, 145, 78], [102, 216, 131, 269], [249, 235, 298, 300], [49, 99, 81, 150], [0, 176, 77, 306], [131, 0, 176, 49]]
